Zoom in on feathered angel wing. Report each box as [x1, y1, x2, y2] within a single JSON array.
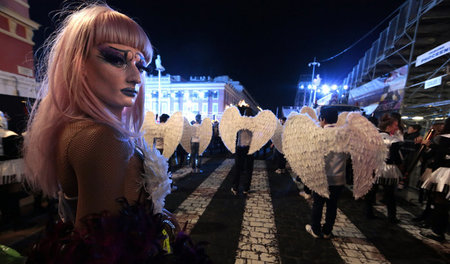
[[336, 112, 349, 127], [142, 111, 157, 148], [300, 106, 318, 122], [247, 110, 278, 155], [219, 106, 242, 154], [283, 114, 330, 198], [199, 117, 212, 154], [180, 117, 193, 154], [162, 111, 184, 158], [345, 113, 388, 199], [271, 119, 284, 154]]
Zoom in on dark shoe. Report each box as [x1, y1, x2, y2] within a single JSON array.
[[305, 224, 321, 238], [420, 230, 445, 243], [231, 188, 238, 196]]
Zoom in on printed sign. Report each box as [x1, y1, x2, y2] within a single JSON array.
[[424, 76, 442, 89], [416, 41, 450, 67]]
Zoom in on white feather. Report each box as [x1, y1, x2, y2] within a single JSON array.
[[140, 141, 172, 214]]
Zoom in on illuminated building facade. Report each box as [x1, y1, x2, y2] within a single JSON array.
[[144, 75, 259, 121], [0, 0, 39, 132]]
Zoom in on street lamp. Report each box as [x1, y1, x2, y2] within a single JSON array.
[[308, 57, 320, 106], [155, 55, 165, 115]]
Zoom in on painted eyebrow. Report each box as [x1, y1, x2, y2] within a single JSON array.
[[108, 46, 145, 60]]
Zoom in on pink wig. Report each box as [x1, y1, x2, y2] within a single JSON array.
[[23, 4, 153, 197]]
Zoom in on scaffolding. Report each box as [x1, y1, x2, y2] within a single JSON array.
[[343, 0, 450, 119]]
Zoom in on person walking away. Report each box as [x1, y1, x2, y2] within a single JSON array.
[[306, 107, 349, 238]]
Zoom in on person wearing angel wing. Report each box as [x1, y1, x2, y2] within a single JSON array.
[[283, 106, 387, 238], [232, 108, 255, 195], [184, 113, 212, 173], [219, 106, 277, 196], [304, 107, 349, 238]]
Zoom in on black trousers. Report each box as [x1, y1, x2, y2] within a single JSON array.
[[365, 184, 397, 220], [311, 185, 344, 235], [274, 148, 286, 169], [191, 142, 200, 169], [232, 146, 254, 191]]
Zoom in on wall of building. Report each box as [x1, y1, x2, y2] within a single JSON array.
[[143, 75, 259, 121]]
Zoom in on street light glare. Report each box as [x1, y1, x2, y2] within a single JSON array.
[[331, 84, 338, 90]]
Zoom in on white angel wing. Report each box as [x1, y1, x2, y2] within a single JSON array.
[[180, 117, 194, 153], [345, 113, 388, 199], [271, 119, 284, 154], [300, 106, 318, 122], [142, 111, 158, 149], [336, 112, 349, 127], [248, 110, 278, 154], [162, 111, 184, 158], [283, 113, 330, 198], [219, 106, 242, 154], [199, 117, 212, 154]]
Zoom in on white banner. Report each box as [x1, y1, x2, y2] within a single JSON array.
[[416, 41, 450, 67], [424, 76, 442, 89]]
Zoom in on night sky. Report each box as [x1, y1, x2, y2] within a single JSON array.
[[28, 0, 405, 111]]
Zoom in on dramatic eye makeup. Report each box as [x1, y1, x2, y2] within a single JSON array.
[[96, 44, 152, 74]]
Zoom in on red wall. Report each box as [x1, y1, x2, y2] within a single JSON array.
[[0, 33, 34, 75]]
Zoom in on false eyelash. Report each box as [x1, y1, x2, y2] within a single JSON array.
[[98, 48, 127, 68]]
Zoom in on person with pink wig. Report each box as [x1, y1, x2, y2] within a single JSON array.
[[22, 3, 210, 263]]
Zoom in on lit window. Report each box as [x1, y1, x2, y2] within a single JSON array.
[[161, 102, 168, 114], [213, 91, 219, 99], [173, 102, 179, 112], [192, 103, 199, 113], [202, 103, 208, 114], [212, 103, 218, 114]]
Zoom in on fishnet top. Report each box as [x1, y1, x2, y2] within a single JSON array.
[[55, 119, 144, 227]]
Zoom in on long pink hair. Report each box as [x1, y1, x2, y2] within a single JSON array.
[[23, 4, 153, 197]]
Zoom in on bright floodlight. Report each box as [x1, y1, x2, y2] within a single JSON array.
[[401, 116, 409, 119], [308, 84, 312, 89], [321, 85, 330, 94], [412, 116, 424, 120], [331, 84, 338, 90], [343, 85, 348, 90], [300, 85, 304, 89]]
